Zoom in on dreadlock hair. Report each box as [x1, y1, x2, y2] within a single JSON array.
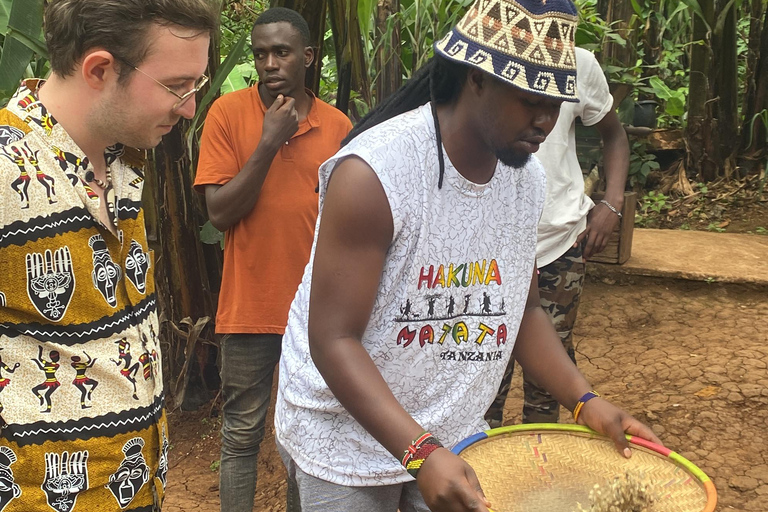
[[342, 55, 469, 189]]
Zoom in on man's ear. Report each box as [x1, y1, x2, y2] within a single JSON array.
[[304, 46, 314, 68], [466, 67, 486, 96], [81, 50, 121, 91]]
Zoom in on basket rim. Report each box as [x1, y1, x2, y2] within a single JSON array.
[[451, 423, 717, 512]]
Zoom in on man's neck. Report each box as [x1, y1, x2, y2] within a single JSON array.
[[37, 74, 110, 176], [258, 82, 312, 120], [436, 102, 497, 184]]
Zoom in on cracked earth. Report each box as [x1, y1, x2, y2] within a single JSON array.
[[162, 275, 768, 511]]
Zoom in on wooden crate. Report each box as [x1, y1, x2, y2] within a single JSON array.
[[588, 191, 637, 264]]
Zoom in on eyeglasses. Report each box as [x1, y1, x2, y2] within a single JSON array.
[[116, 56, 209, 111]]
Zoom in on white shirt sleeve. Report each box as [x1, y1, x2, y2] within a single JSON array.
[[574, 48, 614, 127]]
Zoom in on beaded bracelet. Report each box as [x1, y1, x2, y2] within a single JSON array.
[[572, 390, 601, 423], [401, 431, 444, 478], [600, 199, 623, 218]]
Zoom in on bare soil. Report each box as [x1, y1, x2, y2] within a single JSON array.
[[162, 275, 768, 512]]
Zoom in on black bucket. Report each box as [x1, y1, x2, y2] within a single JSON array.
[[633, 100, 659, 128]]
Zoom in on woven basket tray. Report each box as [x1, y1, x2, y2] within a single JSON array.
[[452, 424, 716, 512]]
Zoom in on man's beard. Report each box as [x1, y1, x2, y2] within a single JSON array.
[[496, 148, 531, 169]]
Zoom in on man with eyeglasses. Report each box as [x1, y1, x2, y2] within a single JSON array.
[[194, 7, 352, 512], [0, 1, 217, 510]]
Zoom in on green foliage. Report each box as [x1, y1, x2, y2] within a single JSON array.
[[754, 227, 767, 235], [0, 0, 47, 106], [574, 0, 627, 57], [635, 191, 668, 226], [747, 109, 768, 199], [647, 76, 686, 118], [356, 0, 473, 110], [200, 221, 225, 249], [628, 141, 660, 187], [706, 222, 726, 233]]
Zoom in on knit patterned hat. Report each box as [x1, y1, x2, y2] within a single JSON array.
[[434, 0, 579, 102]]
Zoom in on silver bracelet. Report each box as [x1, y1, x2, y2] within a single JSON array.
[[600, 199, 622, 218]]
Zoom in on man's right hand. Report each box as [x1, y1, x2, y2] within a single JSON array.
[[416, 448, 493, 512], [261, 94, 299, 150]]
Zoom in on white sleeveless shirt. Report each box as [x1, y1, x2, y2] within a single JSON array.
[[275, 103, 546, 486]]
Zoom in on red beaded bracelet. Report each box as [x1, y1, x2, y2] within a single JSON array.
[[401, 431, 443, 478]]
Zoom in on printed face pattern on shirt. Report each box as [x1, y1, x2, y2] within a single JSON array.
[[107, 438, 149, 509], [156, 425, 169, 489], [89, 234, 122, 307], [125, 240, 150, 294], [0, 447, 21, 512]]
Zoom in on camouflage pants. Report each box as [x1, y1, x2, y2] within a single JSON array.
[[485, 243, 585, 427]]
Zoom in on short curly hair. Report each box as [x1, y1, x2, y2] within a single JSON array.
[[252, 7, 311, 46], [44, 0, 218, 78]]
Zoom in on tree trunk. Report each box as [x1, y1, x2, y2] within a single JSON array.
[[145, 32, 223, 410], [686, 0, 719, 181], [600, 0, 638, 73], [741, 1, 768, 166], [328, 0, 371, 116], [375, 0, 402, 104], [713, 0, 739, 178], [270, 0, 328, 94], [639, 0, 662, 101]]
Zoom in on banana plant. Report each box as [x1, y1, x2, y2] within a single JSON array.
[[0, 0, 47, 105]]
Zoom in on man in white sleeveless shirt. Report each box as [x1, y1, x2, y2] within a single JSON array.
[[275, 1, 660, 511]]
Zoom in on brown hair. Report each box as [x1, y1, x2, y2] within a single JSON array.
[[44, 0, 219, 78]]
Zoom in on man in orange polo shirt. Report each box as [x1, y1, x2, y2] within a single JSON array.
[[193, 7, 352, 512]]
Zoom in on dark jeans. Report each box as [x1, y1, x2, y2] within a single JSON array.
[[218, 333, 300, 512]]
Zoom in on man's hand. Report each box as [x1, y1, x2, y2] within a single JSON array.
[[575, 202, 621, 259], [416, 448, 493, 512], [261, 94, 299, 150], [576, 397, 663, 458]]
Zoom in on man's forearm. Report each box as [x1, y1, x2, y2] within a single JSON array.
[[599, 117, 630, 208], [205, 141, 280, 231], [309, 335, 424, 458], [512, 306, 591, 412]]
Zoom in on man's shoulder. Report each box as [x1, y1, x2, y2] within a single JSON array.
[[313, 98, 352, 128], [210, 86, 258, 115]]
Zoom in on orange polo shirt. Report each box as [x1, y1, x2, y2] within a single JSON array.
[[194, 86, 352, 334]]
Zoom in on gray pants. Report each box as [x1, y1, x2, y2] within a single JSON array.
[[278, 442, 429, 512], [219, 333, 300, 512]]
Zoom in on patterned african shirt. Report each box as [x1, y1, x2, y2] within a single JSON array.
[[0, 80, 167, 512]]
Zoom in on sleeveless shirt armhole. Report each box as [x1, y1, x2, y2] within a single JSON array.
[[318, 149, 405, 245]]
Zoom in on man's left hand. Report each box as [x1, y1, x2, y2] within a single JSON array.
[[576, 397, 662, 458]]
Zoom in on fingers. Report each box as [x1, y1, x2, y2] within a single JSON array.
[[624, 418, 663, 446], [583, 235, 597, 259], [465, 464, 492, 510], [268, 94, 285, 111], [603, 413, 633, 458], [44, 249, 54, 275], [574, 228, 588, 246], [278, 96, 296, 111]]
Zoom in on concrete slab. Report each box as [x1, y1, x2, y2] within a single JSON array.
[[588, 228, 768, 286]]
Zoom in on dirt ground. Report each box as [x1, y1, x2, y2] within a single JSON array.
[[162, 275, 768, 512], [638, 174, 768, 234]]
